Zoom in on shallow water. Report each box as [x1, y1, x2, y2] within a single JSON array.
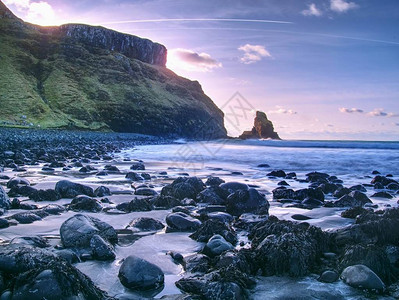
[[1, 139, 398, 299]]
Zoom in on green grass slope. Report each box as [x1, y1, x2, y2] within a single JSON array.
[[0, 3, 226, 138]]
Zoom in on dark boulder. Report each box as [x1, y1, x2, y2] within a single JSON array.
[[318, 270, 339, 283], [90, 234, 116, 261], [333, 191, 372, 207], [333, 187, 351, 198], [60, 214, 117, 248], [118, 255, 164, 290], [166, 212, 201, 232], [371, 191, 393, 199], [184, 254, 211, 273], [189, 219, 237, 245], [94, 186, 112, 197], [272, 187, 295, 200], [135, 187, 158, 196], [12, 212, 42, 224], [225, 188, 269, 216], [29, 189, 61, 202], [371, 175, 397, 187], [129, 217, 164, 231], [130, 162, 145, 170], [69, 196, 102, 212], [196, 186, 229, 205], [220, 182, 248, 193], [341, 207, 370, 219], [161, 177, 205, 200], [125, 172, 143, 181], [202, 235, 234, 258], [306, 172, 330, 183], [116, 198, 152, 212], [151, 195, 182, 209], [55, 180, 94, 198], [267, 170, 286, 178], [0, 186, 11, 209], [6, 177, 30, 188], [205, 176, 225, 186], [294, 188, 325, 202]]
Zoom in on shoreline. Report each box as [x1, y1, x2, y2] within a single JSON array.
[[0, 129, 398, 299]]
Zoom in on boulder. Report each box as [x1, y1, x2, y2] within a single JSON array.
[[371, 191, 393, 199], [69, 196, 102, 212], [220, 182, 248, 193], [196, 186, 229, 205], [116, 198, 152, 212], [135, 187, 158, 196], [129, 217, 164, 231], [151, 195, 182, 209], [161, 177, 205, 200], [318, 270, 339, 283], [29, 189, 61, 202], [226, 188, 269, 216], [205, 176, 225, 186], [12, 212, 42, 224], [94, 186, 112, 197], [238, 111, 280, 140], [202, 235, 234, 257], [166, 212, 201, 232], [55, 180, 94, 198], [118, 255, 164, 290], [267, 170, 286, 178], [0, 186, 11, 209], [60, 214, 117, 248], [125, 172, 143, 181], [6, 177, 30, 188], [341, 264, 385, 292], [190, 219, 237, 244], [90, 234, 116, 261], [130, 162, 145, 170]]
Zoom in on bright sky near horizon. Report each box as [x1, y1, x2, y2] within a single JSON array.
[[4, 0, 399, 140]]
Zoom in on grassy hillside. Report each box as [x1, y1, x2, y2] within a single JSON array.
[[0, 4, 226, 138]]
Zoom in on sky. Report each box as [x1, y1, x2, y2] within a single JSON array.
[[3, 0, 399, 140]]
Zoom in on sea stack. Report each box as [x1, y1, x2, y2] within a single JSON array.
[[239, 111, 280, 140]]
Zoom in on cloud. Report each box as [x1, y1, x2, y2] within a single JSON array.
[[268, 106, 297, 115], [395, 123, 399, 127], [302, 3, 323, 17], [4, 0, 56, 25], [238, 44, 272, 64], [330, 0, 358, 13], [167, 48, 222, 72], [339, 107, 364, 113], [368, 108, 399, 117]]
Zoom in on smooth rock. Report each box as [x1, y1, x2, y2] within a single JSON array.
[[341, 264, 385, 292]]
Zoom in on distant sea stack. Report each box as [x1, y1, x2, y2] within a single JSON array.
[[239, 111, 281, 140], [0, 1, 227, 138]]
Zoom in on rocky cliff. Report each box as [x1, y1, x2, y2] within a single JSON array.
[[0, 1, 226, 138], [239, 111, 280, 140]]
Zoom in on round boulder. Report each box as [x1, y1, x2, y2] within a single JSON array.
[[166, 212, 201, 232], [118, 255, 164, 290], [341, 264, 385, 292]]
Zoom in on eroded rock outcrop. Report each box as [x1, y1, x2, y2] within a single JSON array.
[[239, 111, 280, 140]]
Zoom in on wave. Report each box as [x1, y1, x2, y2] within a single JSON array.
[[212, 139, 399, 150]]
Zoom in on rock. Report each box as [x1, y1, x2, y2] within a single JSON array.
[[166, 212, 201, 232], [350, 184, 367, 192], [196, 186, 229, 205], [0, 218, 9, 228], [6, 177, 30, 188], [239, 111, 280, 140], [294, 188, 325, 202], [42, 204, 66, 215], [94, 186, 112, 197], [387, 183, 399, 191], [130, 162, 145, 170], [90, 234, 116, 261], [341, 264, 385, 292], [189, 219, 237, 245], [141, 172, 151, 180], [116, 198, 152, 212], [300, 197, 323, 208], [306, 172, 330, 183], [55, 180, 94, 198], [8, 185, 37, 197], [135, 187, 158, 196], [12, 212, 42, 224], [69, 196, 102, 212], [184, 254, 211, 273], [257, 163, 270, 168], [225, 188, 269, 216], [341, 207, 370, 219], [202, 235, 234, 257], [0, 245, 110, 299], [267, 170, 286, 177], [318, 270, 339, 283], [371, 175, 398, 187], [0, 186, 10, 209], [151, 195, 182, 209], [371, 191, 393, 199], [291, 214, 312, 221], [161, 177, 205, 200], [125, 172, 143, 181], [249, 216, 328, 277], [104, 165, 120, 173], [272, 187, 295, 200], [278, 180, 289, 186], [118, 255, 164, 290], [29, 189, 61, 202], [333, 191, 372, 207], [333, 187, 351, 198], [207, 212, 234, 224], [60, 214, 117, 248], [10, 236, 50, 248], [129, 217, 164, 231], [219, 182, 248, 193], [318, 182, 338, 194], [205, 176, 225, 186]]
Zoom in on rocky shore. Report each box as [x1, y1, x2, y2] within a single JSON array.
[[0, 128, 398, 299]]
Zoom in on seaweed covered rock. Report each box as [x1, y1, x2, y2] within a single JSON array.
[[128, 217, 164, 231], [60, 214, 117, 248], [151, 195, 182, 209], [0, 186, 11, 209], [0, 244, 111, 299], [197, 186, 229, 205], [116, 198, 152, 212], [161, 177, 205, 200], [189, 219, 237, 245], [29, 189, 61, 202], [69, 196, 102, 212], [249, 216, 329, 277]]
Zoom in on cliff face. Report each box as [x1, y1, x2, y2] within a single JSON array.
[[239, 111, 280, 140], [0, 1, 226, 138]]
